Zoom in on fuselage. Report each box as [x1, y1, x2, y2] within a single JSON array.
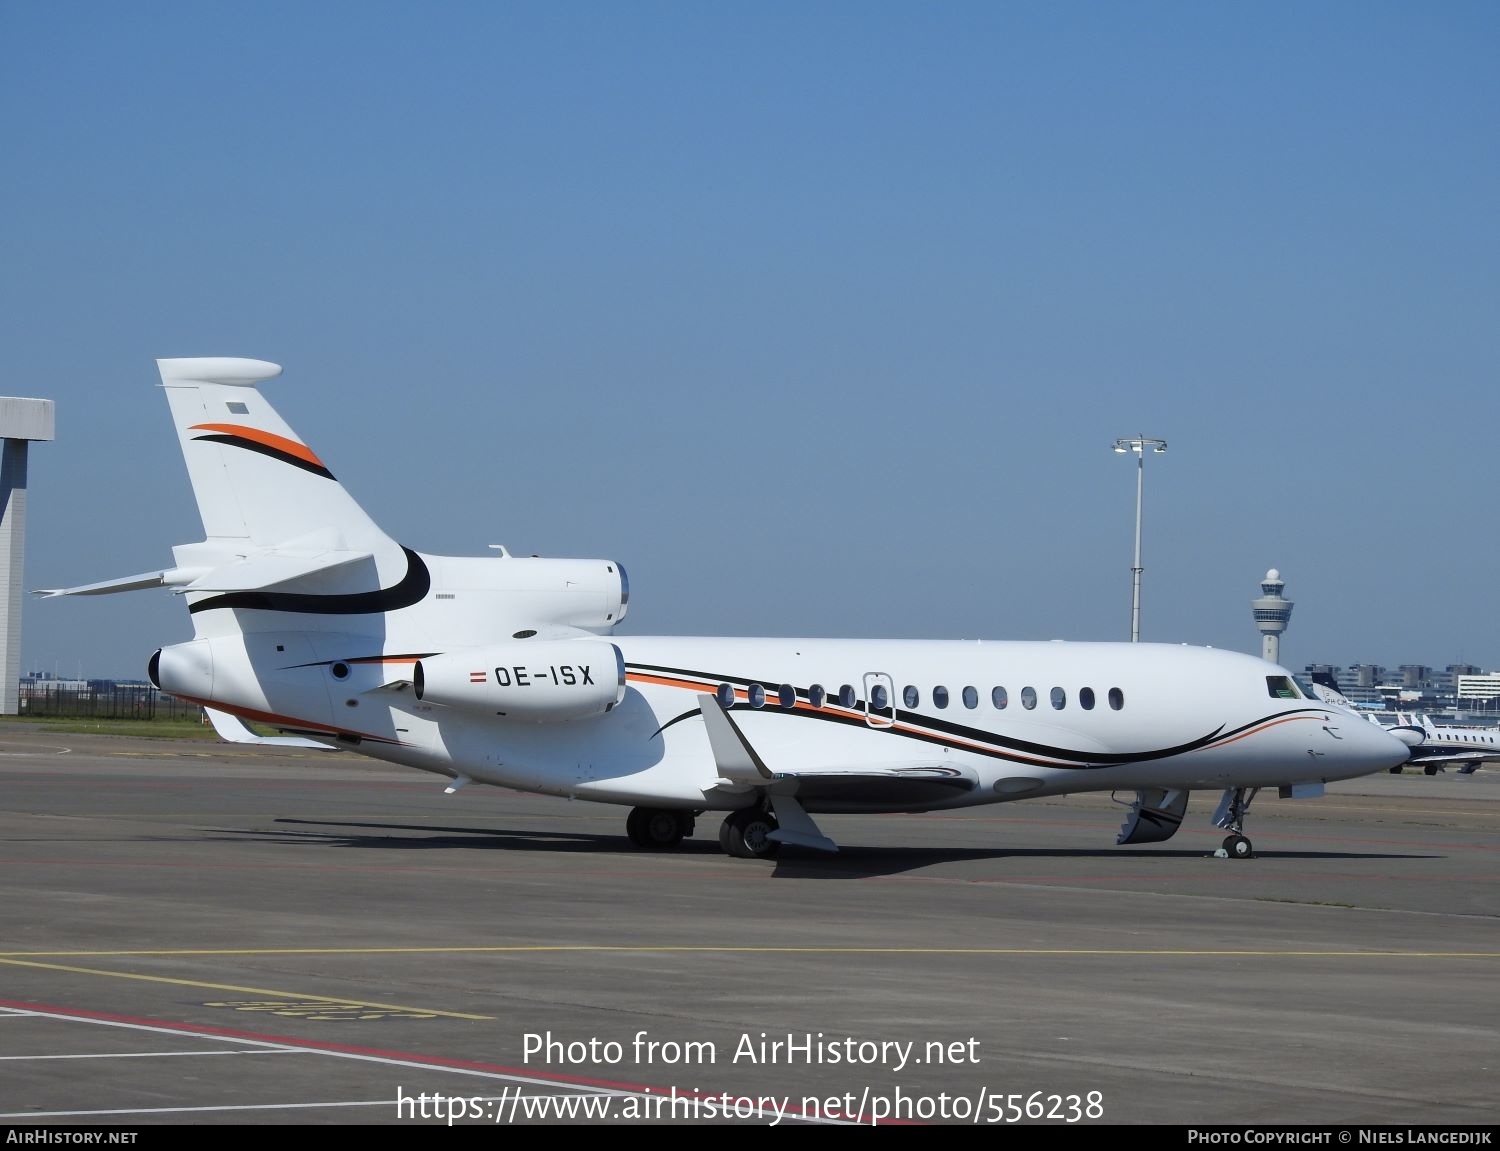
[[156, 628, 1409, 813]]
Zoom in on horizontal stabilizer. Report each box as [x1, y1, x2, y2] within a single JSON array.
[[182, 548, 373, 592], [34, 568, 207, 598], [35, 544, 374, 599]]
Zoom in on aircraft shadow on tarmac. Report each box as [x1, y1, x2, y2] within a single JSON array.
[[190, 818, 1434, 879]]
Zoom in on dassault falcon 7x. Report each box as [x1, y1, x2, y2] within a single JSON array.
[[41, 358, 1410, 859]]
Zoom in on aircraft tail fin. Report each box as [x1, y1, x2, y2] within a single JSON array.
[[157, 358, 392, 552], [1309, 670, 1342, 694]]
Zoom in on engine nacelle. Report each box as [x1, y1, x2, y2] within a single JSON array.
[[148, 640, 214, 700], [423, 555, 629, 634], [413, 640, 626, 722]]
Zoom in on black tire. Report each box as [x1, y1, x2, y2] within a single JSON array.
[[626, 807, 688, 850], [1389, 765, 1405, 774], [721, 808, 781, 859], [1423, 765, 1441, 776], [1223, 833, 1254, 859], [626, 806, 650, 847]]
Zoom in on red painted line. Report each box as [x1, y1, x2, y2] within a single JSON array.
[[0, 999, 914, 1123]]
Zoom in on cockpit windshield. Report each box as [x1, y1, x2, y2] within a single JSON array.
[[1292, 674, 1324, 701], [1266, 674, 1304, 700]]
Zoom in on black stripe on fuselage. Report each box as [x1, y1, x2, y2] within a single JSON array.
[[624, 661, 1322, 769], [188, 547, 431, 616], [191, 432, 337, 481]]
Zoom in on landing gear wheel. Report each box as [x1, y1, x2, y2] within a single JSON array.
[[1423, 765, 1441, 776], [1222, 833, 1254, 859], [1215, 786, 1260, 858], [626, 807, 691, 850], [720, 808, 781, 859], [1388, 765, 1405, 774]]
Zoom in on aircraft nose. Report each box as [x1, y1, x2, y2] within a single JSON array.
[[1320, 712, 1413, 778], [1362, 721, 1415, 773]]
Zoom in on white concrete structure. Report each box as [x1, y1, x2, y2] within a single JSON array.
[[1, 397, 55, 714], [1252, 568, 1294, 664], [1456, 674, 1500, 703]]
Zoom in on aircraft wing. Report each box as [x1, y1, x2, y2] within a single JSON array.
[[696, 693, 980, 803], [204, 707, 339, 750], [1403, 747, 1497, 767]]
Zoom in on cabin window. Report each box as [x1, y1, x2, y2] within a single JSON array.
[[1079, 686, 1096, 710], [1108, 687, 1124, 710], [992, 686, 1008, 710], [1050, 686, 1066, 710], [809, 683, 826, 709], [715, 682, 735, 708], [962, 685, 978, 709], [778, 684, 796, 709], [1021, 686, 1037, 710], [903, 685, 920, 708], [748, 683, 766, 708], [870, 684, 889, 710], [933, 685, 950, 709], [838, 684, 856, 709]]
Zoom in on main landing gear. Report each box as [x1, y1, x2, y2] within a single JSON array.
[[624, 799, 822, 859], [622, 805, 785, 858], [717, 806, 781, 860], [625, 807, 695, 849], [1213, 786, 1259, 859]]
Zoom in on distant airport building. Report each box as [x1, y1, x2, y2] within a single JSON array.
[[1304, 663, 1500, 724], [1251, 568, 1293, 664], [1456, 674, 1500, 703], [0, 397, 55, 715]]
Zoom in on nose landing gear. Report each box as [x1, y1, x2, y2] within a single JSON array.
[[1212, 787, 1259, 859]]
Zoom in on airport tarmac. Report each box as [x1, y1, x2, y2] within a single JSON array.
[[0, 726, 1495, 1126]]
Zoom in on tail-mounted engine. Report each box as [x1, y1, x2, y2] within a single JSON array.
[[413, 639, 626, 722]]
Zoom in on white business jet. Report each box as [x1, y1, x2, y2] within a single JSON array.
[[40, 358, 1409, 860]]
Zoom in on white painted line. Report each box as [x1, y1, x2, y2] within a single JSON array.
[[0, 1100, 394, 1119], [0, 1049, 305, 1060], [0, 1095, 833, 1123]]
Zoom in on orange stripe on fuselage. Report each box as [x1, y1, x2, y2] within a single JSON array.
[[1207, 713, 1320, 747], [624, 672, 1324, 767], [190, 423, 326, 469], [625, 671, 1065, 762], [172, 693, 399, 745]]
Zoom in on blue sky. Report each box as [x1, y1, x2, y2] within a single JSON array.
[[3, 1, 1497, 679]]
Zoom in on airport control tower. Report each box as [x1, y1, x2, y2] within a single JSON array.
[[1252, 568, 1294, 665], [1, 397, 55, 714]]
